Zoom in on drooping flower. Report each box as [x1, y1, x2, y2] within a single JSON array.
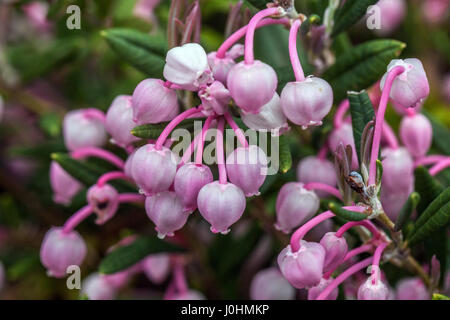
[[399, 113, 432, 159], [207, 44, 244, 84], [105, 95, 139, 148], [81, 273, 116, 300], [308, 277, 338, 300], [328, 123, 358, 169], [357, 274, 390, 300], [320, 232, 348, 273], [198, 81, 231, 116], [142, 254, 171, 284], [395, 277, 429, 300], [250, 267, 296, 300], [87, 184, 120, 225], [296, 156, 337, 198], [50, 161, 82, 205]]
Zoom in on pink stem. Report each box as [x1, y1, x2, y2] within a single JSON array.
[[71, 147, 125, 169], [62, 205, 94, 234], [304, 182, 342, 200], [335, 220, 380, 238], [224, 112, 249, 148], [316, 257, 373, 300], [118, 193, 145, 203], [163, 279, 177, 300], [414, 155, 448, 167], [217, 18, 290, 59], [334, 100, 349, 128], [368, 66, 405, 185], [429, 158, 450, 176], [382, 122, 399, 149], [154, 107, 202, 150], [195, 116, 215, 165], [323, 244, 373, 279], [216, 117, 227, 184], [288, 19, 305, 82], [244, 7, 281, 65], [371, 242, 388, 284], [174, 264, 188, 294], [97, 171, 130, 187], [317, 142, 328, 160]]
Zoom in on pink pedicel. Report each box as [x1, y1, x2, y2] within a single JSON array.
[[380, 58, 430, 108], [275, 182, 320, 234], [163, 43, 213, 91], [280, 76, 333, 129], [372, 0, 406, 35], [320, 232, 348, 273], [142, 254, 171, 284], [174, 163, 214, 213], [197, 181, 246, 234], [81, 273, 116, 300], [227, 60, 278, 114], [296, 156, 337, 198], [240, 93, 289, 135], [50, 161, 82, 205], [399, 113, 433, 159], [131, 78, 179, 125], [395, 277, 429, 300], [277, 240, 326, 289], [63, 108, 107, 152], [40, 227, 87, 278], [249, 267, 296, 300], [381, 147, 414, 193], [328, 123, 358, 169], [198, 81, 231, 116], [225, 145, 268, 197], [207, 44, 244, 84], [105, 95, 139, 148], [308, 277, 338, 300], [87, 184, 119, 225], [145, 191, 189, 239], [130, 144, 178, 196]]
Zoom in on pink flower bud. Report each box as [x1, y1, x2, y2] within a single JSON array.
[[275, 182, 320, 234], [207, 44, 244, 84], [174, 163, 213, 213], [172, 290, 206, 300], [308, 277, 338, 300], [226, 145, 268, 197], [87, 184, 120, 225], [81, 273, 116, 300], [396, 277, 429, 300], [240, 93, 289, 135], [373, 0, 406, 35], [131, 79, 179, 125], [198, 81, 231, 116], [250, 267, 296, 300], [380, 187, 412, 221], [145, 191, 189, 239], [40, 227, 87, 278], [320, 232, 348, 273], [105, 95, 139, 148], [50, 161, 82, 205], [197, 181, 246, 234], [399, 113, 432, 158], [380, 58, 429, 108], [278, 241, 326, 289], [142, 254, 171, 284], [296, 156, 337, 198], [227, 60, 278, 114], [131, 144, 178, 196], [328, 123, 358, 169], [124, 151, 135, 179], [280, 76, 333, 129], [63, 109, 107, 152], [381, 147, 414, 193], [163, 43, 213, 91], [357, 275, 390, 300]]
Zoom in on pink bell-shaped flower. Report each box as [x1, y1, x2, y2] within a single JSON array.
[[197, 181, 246, 234], [280, 76, 333, 129], [328, 123, 358, 169], [357, 272, 390, 300], [278, 240, 326, 289], [81, 273, 116, 300], [163, 43, 213, 91], [207, 44, 244, 84], [275, 182, 320, 234], [399, 113, 432, 158], [319, 232, 348, 273], [63, 108, 107, 152], [308, 277, 338, 300], [105, 95, 139, 148], [227, 60, 278, 114], [131, 78, 179, 125], [372, 0, 406, 35], [50, 161, 82, 205], [395, 277, 429, 300], [225, 145, 268, 197], [124, 151, 135, 179], [250, 267, 296, 300], [381, 147, 414, 193], [240, 93, 289, 135], [142, 254, 171, 284], [131, 144, 178, 196], [145, 191, 189, 239], [380, 58, 429, 108], [87, 184, 120, 225], [174, 163, 213, 213], [40, 227, 87, 278], [380, 185, 412, 221], [198, 81, 231, 116], [296, 156, 337, 198]]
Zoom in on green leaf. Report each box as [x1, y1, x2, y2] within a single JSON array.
[[332, 0, 378, 37], [279, 135, 292, 174], [394, 192, 420, 232], [39, 112, 61, 137], [99, 236, 185, 274], [329, 202, 368, 221], [348, 90, 375, 163], [376, 159, 383, 187], [245, 0, 271, 9], [131, 118, 204, 139], [414, 166, 445, 214], [102, 28, 167, 78], [422, 111, 450, 156], [433, 293, 450, 300], [323, 39, 405, 102]]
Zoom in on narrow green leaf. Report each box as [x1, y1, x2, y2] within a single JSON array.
[[394, 192, 420, 232], [99, 236, 185, 274], [414, 166, 445, 214], [329, 202, 368, 221], [131, 118, 204, 139], [376, 159, 383, 187], [332, 0, 378, 37], [279, 135, 292, 174], [323, 40, 405, 102]]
